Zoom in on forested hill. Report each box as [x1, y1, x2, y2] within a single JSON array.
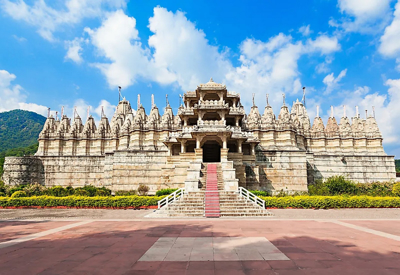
[[0, 109, 46, 153]]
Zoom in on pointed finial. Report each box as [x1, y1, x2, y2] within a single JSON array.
[[56, 111, 58, 121], [330, 106, 333, 118], [166, 94, 169, 107], [137, 94, 141, 109], [343, 105, 346, 117], [209, 77, 214, 82], [266, 94, 269, 106], [101, 106, 105, 118], [118, 86, 122, 102], [151, 94, 155, 108], [252, 93, 255, 107], [372, 106, 375, 118], [61, 106, 64, 117], [365, 109, 368, 119], [282, 93, 286, 106], [74, 106, 78, 120], [302, 87, 306, 107], [47, 108, 50, 118], [87, 106, 90, 120], [317, 105, 320, 117], [179, 94, 183, 106], [356, 106, 359, 118]]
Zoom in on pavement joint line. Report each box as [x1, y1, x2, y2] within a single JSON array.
[[0, 220, 94, 249], [330, 220, 400, 242]]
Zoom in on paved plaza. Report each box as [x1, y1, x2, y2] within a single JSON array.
[[1, 209, 400, 274]]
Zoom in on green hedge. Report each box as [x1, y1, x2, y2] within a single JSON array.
[[0, 195, 166, 208], [261, 195, 400, 209]]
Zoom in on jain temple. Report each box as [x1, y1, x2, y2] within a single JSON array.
[[2, 79, 396, 194]]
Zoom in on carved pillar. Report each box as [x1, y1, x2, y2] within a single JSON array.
[[181, 140, 187, 153], [222, 136, 227, 149], [237, 140, 243, 153], [250, 143, 255, 155], [235, 117, 239, 126]]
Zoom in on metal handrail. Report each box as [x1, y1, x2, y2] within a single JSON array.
[[157, 188, 185, 209], [238, 187, 266, 209]]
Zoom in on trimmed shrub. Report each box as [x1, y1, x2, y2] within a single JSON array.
[[7, 185, 27, 196], [45, 186, 69, 197], [249, 190, 270, 197], [11, 191, 27, 198], [24, 183, 46, 196], [324, 176, 357, 195], [308, 179, 330, 196], [115, 190, 137, 196], [0, 192, 5, 197], [95, 189, 109, 197], [138, 185, 150, 196], [81, 185, 98, 197], [261, 195, 400, 209], [393, 183, 400, 197], [0, 195, 166, 208], [74, 189, 89, 196], [156, 188, 178, 196]]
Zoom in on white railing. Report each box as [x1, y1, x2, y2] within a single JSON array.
[[157, 188, 185, 209], [238, 187, 265, 209]]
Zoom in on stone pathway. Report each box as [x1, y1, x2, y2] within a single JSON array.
[[0, 214, 400, 274]]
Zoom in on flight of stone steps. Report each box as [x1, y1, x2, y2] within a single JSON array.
[[148, 162, 272, 218]]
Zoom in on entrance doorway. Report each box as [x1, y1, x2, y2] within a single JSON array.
[[202, 141, 221, 162]]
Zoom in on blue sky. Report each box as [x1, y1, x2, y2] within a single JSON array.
[[1, 0, 400, 157]]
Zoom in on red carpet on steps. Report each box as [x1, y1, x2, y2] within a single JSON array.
[[205, 164, 220, 218]]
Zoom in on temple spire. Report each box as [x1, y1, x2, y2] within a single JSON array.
[[137, 94, 141, 109]]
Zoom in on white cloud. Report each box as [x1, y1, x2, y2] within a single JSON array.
[[299, 25, 312, 36], [379, 1, 400, 69], [0, 69, 48, 116], [12, 35, 27, 42], [65, 37, 86, 63], [323, 69, 347, 94], [86, 8, 341, 112], [333, 0, 392, 33], [1, 0, 127, 41], [316, 56, 334, 74]]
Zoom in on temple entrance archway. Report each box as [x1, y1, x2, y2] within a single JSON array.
[[202, 140, 221, 162]]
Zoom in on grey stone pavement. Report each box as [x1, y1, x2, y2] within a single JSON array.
[[1, 208, 400, 220]]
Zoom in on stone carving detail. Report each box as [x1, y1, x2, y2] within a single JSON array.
[[325, 117, 339, 137], [339, 117, 352, 137], [247, 106, 261, 129]]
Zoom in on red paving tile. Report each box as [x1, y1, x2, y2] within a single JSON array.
[[0, 219, 399, 274], [0, 221, 74, 242]]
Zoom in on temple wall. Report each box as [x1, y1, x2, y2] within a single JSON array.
[[2, 157, 45, 186], [307, 154, 396, 183], [228, 150, 308, 194]]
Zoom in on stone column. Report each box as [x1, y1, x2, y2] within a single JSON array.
[[250, 143, 255, 155], [183, 118, 188, 127], [222, 136, 227, 149], [196, 137, 201, 149], [235, 117, 239, 126], [237, 140, 243, 153], [181, 140, 186, 153]]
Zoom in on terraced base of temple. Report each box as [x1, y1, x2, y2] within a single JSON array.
[[148, 191, 272, 218]]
